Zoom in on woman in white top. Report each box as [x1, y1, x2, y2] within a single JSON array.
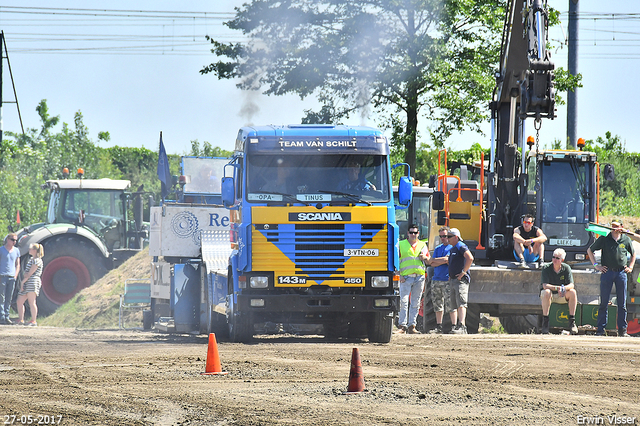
[[16, 243, 44, 326]]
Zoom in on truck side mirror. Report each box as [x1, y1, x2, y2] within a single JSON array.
[[437, 210, 447, 226], [432, 191, 445, 210], [221, 177, 235, 208], [392, 162, 413, 207], [397, 176, 413, 206]]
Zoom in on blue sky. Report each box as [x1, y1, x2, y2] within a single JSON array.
[[1, 1, 639, 156]]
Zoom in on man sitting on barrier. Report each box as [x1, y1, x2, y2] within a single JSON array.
[[540, 248, 578, 335], [513, 214, 547, 268]]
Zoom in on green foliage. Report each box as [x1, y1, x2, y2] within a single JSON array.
[[0, 100, 200, 231], [203, 0, 504, 176], [188, 140, 233, 158], [481, 319, 506, 334], [412, 142, 488, 185], [554, 68, 583, 106], [0, 100, 120, 232], [583, 132, 640, 217]]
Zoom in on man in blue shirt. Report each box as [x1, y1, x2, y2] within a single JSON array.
[[0, 233, 21, 324], [447, 228, 474, 335], [428, 226, 456, 334]]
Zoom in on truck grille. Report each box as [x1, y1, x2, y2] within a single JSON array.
[[251, 222, 388, 286]]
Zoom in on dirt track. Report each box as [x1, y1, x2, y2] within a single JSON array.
[[0, 326, 639, 425]]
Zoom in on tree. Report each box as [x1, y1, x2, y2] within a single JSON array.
[[0, 100, 120, 230], [201, 0, 504, 176], [188, 140, 233, 158], [584, 132, 640, 217]]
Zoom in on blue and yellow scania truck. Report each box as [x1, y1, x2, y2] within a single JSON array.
[[215, 124, 411, 342], [150, 125, 411, 342]]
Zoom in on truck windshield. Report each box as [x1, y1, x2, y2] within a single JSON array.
[[246, 154, 390, 203], [182, 157, 228, 194], [540, 160, 592, 247]]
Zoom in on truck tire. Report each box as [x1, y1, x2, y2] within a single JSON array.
[[228, 313, 252, 343], [142, 309, 153, 330], [226, 296, 252, 342], [39, 237, 108, 316], [499, 315, 538, 334], [367, 312, 393, 343], [204, 306, 229, 339], [465, 304, 481, 334]]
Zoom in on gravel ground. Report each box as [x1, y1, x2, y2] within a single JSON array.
[[0, 326, 639, 425]]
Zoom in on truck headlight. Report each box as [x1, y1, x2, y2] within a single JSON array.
[[249, 276, 269, 288], [371, 276, 390, 288]]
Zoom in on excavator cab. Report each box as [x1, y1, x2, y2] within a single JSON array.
[[534, 150, 598, 262]]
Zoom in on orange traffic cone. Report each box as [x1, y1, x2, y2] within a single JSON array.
[[201, 333, 228, 375], [345, 347, 365, 394]]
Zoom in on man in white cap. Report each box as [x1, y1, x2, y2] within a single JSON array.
[[447, 228, 474, 334]]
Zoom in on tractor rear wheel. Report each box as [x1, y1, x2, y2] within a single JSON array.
[[38, 237, 108, 316]]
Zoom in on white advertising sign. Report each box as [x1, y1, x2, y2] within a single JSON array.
[[149, 205, 231, 257]]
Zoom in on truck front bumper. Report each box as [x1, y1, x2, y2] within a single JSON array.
[[237, 293, 398, 313]]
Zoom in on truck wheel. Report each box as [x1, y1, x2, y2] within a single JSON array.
[[465, 304, 481, 334], [228, 313, 252, 343], [367, 312, 393, 343], [142, 309, 153, 330], [499, 315, 538, 334], [204, 306, 229, 339], [226, 298, 252, 343], [38, 237, 108, 316]]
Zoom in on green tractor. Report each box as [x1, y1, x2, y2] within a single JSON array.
[[15, 176, 149, 316]]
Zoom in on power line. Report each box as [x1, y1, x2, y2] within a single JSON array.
[[0, 6, 235, 19], [0, 5, 245, 56]]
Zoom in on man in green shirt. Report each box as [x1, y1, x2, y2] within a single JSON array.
[[587, 220, 636, 337], [540, 248, 578, 335]]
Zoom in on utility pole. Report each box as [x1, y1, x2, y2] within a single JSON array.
[[0, 30, 24, 148], [567, 0, 579, 149], [1, 31, 4, 146]]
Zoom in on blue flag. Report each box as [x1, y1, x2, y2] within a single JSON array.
[[157, 132, 172, 199]]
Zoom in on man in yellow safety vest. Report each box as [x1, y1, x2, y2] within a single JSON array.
[[396, 224, 430, 334]]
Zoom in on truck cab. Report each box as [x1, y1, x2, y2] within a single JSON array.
[[218, 124, 410, 342]]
